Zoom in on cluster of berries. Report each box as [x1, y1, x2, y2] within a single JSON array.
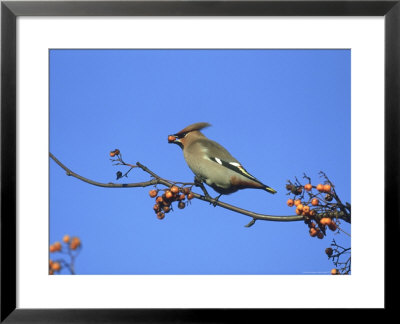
[[49, 235, 81, 274], [286, 182, 338, 239], [149, 186, 194, 220]]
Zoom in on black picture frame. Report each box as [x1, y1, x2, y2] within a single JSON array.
[[1, 0, 398, 321]]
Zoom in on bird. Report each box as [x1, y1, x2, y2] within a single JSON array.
[[168, 122, 277, 199]]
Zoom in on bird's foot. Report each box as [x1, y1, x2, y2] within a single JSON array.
[[211, 194, 222, 207], [194, 176, 203, 187], [194, 176, 212, 199]]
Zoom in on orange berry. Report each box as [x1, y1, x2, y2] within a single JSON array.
[[177, 194, 186, 201], [328, 222, 337, 231], [163, 206, 171, 213], [155, 196, 163, 204], [295, 207, 302, 215], [309, 209, 316, 217], [183, 187, 191, 195], [309, 228, 318, 237], [168, 135, 176, 143], [320, 217, 332, 226], [316, 184, 324, 192], [317, 232, 324, 239], [149, 189, 158, 198], [170, 186, 179, 195], [62, 235, 70, 244], [165, 190, 173, 200], [110, 151, 116, 157], [304, 184, 312, 191], [331, 268, 339, 275], [178, 201, 185, 209], [297, 204, 304, 212], [49, 259, 53, 267], [49, 269, 54, 275], [294, 199, 301, 206], [325, 194, 333, 202], [303, 205, 310, 213], [157, 212, 165, 220], [287, 199, 294, 207], [187, 192, 194, 200], [323, 184, 331, 193], [51, 262, 61, 271], [311, 198, 319, 206], [325, 248, 333, 256], [308, 221, 316, 228], [49, 245, 56, 253], [53, 241, 62, 251], [153, 204, 160, 212], [70, 237, 81, 250]]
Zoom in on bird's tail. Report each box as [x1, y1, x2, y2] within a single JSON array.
[[264, 186, 277, 194]]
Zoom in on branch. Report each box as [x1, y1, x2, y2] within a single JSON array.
[[50, 152, 167, 188], [49, 152, 305, 224]]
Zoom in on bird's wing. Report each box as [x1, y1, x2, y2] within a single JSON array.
[[194, 138, 239, 161], [208, 156, 259, 182], [194, 139, 261, 183]]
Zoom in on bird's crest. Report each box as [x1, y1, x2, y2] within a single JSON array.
[[175, 122, 211, 136]]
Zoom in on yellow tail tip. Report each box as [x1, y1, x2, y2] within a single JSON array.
[[265, 187, 277, 194]]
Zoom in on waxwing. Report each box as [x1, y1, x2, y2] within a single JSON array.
[[168, 122, 277, 196]]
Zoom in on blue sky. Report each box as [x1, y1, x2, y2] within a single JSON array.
[[49, 49, 350, 275]]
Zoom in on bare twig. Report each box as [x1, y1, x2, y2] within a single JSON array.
[[329, 238, 351, 274]]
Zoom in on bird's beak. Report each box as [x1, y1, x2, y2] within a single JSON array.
[[168, 134, 183, 148]]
